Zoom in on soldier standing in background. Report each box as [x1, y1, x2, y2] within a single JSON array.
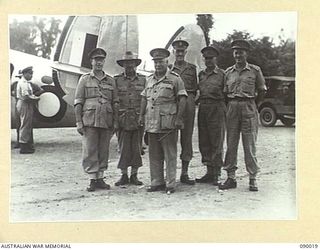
[[195, 46, 226, 186], [15, 66, 41, 154], [139, 48, 187, 194], [74, 48, 119, 192], [220, 40, 266, 192], [170, 40, 198, 185], [114, 51, 146, 186]]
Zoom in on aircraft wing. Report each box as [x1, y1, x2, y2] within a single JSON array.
[[51, 61, 90, 76]]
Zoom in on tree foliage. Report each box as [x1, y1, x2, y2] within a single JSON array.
[[10, 17, 62, 59], [212, 30, 295, 76], [196, 14, 214, 46]]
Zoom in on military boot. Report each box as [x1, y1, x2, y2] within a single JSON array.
[[19, 143, 35, 154], [87, 179, 96, 192], [212, 175, 219, 186], [212, 167, 221, 186], [180, 160, 195, 185], [218, 178, 237, 190], [249, 179, 258, 191], [196, 165, 214, 183], [130, 173, 143, 185], [115, 174, 129, 186], [96, 178, 111, 190]]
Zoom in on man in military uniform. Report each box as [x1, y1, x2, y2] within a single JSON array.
[[195, 46, 226, 186], [74, 48, 119, 192], [219, 40, 266, 192], [139, 48, 187, 194], [15, 66, 41, 154], [170, 40, 198, 185], [114, 51, 146, 186]]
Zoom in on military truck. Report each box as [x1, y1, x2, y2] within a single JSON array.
[[258, 76, 295, 127]]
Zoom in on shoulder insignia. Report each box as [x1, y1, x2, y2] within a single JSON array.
[[217, 67, 225, 74], [137, 73, 146, 78], [147, 74, 154, 80], [248, 64, 261, 71], [170, 71, 179, 77], [225, 66, 234, 73]]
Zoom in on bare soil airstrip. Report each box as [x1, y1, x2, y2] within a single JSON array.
[[10, 118, 296, 222]]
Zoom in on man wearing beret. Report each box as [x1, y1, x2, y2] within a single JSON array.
[[74, 48, 119, 192], [15, 66, 41, 154], [219, 39, 266, 191], [114, 51, 146, 186], [170, 39, 198, 185], [139, 48, 187, 194], [195, 46, 226, 186]]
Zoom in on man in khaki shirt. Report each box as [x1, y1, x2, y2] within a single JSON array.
[[170, 40, 198, 185], [139, 48, 187, 194], [219, 40, 266, 192], [114, 51, 146, 186], [195, 46, 226, 186], [74, 48, 119, 192]]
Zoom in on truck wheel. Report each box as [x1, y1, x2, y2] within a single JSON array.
[[280, 117, 295, 127], [259, 107, 277, 127]]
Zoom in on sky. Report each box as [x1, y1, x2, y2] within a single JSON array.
[[9, 12, 296, 69], [137, 12, 296, 69]]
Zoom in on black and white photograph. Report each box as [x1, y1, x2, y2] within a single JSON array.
[[9, 12, 296, 222]]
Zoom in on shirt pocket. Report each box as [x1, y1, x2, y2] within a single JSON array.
[[159, 104, 177, 130], [159, 83, 175, 99], [241, 76, 256, 95], [225, 78, 237, 94], [100, 84, 113, 100], [85, 87, 99, 98], [82, 103, 96, 127], [119, 109, 139, 130], [101, 103, 114, 128]]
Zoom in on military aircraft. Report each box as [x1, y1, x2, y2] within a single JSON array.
[[10, 15, 206, 129]]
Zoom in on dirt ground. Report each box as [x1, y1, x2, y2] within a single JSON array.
[[10, 121, 296, 222]]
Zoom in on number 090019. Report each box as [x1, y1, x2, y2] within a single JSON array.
[[300, 244, 318, 248]]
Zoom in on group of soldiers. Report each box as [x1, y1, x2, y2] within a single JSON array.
[[74, 38, 267, 194]]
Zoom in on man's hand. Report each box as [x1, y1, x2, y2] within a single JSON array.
[[76, 122, 84, 136], [175, 117, 184, 130]]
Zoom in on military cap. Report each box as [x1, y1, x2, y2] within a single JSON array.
[[88, 47, 107, 59], [231, 39, 251, 50], [116, 51, 142, 67], [150, 48, 170, 60], [21, 66, 33, 74], [201, 46, 219, 57], [172, 39, 189, 50]]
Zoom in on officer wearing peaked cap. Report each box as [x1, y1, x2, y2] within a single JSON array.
[[219, 39, 266, 192], [195, 46, 226, 186], [114, 51, 146, 187], [171, 39, 198, 185], [88, 47, 107, 59], [139, 48, 188, 194], [231, 39, 251, 50], [74, 47, 119, 192], [16, 66, 42, 154]]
